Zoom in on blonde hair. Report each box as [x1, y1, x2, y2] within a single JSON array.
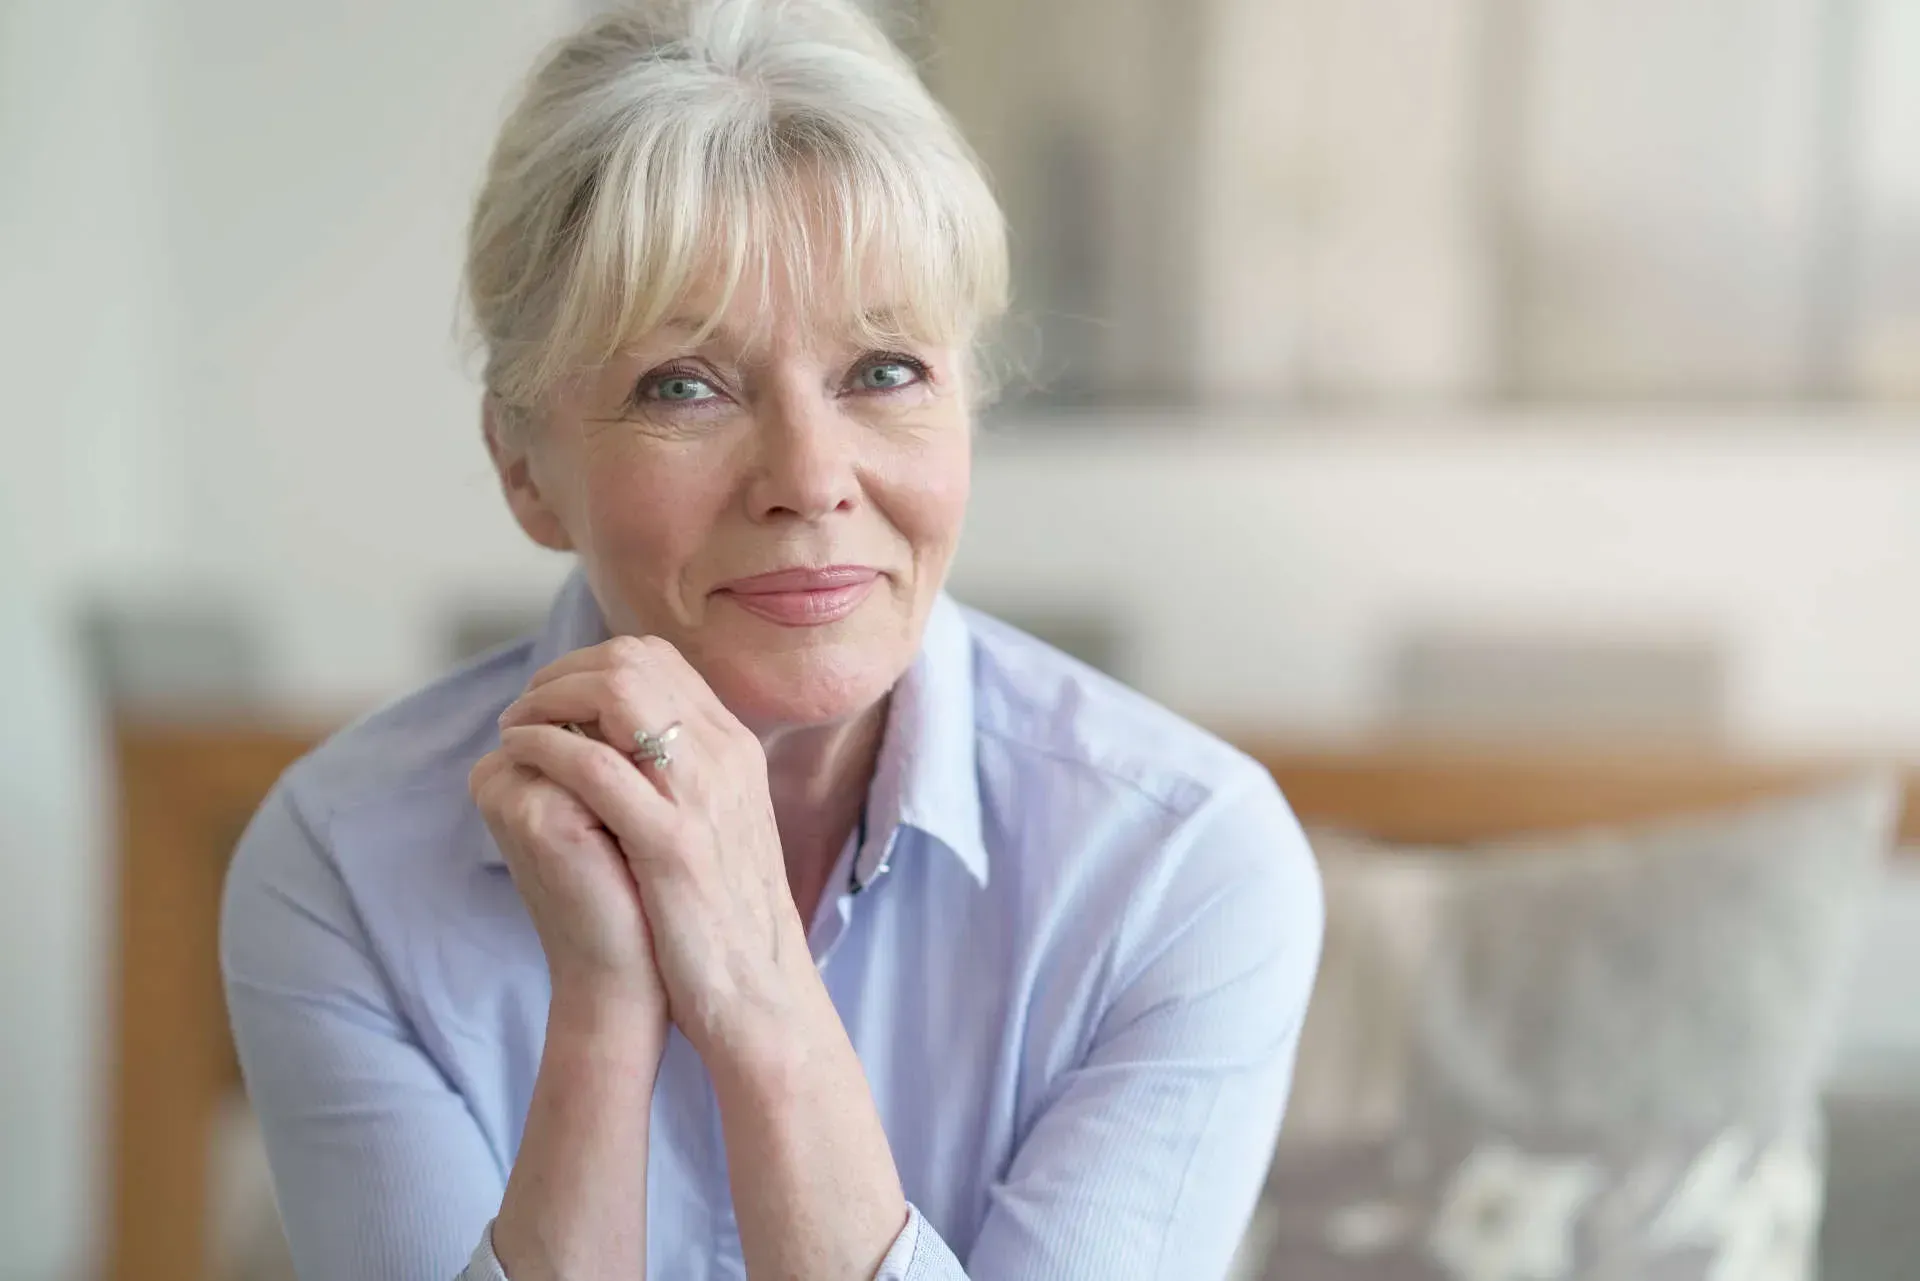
[[466, 0, 1010, 432]]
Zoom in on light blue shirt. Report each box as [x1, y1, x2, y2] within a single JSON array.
[[222, 571, 1323, 1280]]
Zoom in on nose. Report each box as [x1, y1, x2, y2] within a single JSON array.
[[744, 382, 860, 525]]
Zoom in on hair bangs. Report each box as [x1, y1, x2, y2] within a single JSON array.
[[542, 102, 1003, 381]]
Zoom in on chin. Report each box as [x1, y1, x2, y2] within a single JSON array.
[[702, 643, 902, 733]]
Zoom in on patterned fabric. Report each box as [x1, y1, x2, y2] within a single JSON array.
[[1249, 1130, 1823, 1281], [1239, 778, 1899, 1281]]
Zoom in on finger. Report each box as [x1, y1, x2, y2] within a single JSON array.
[[498, 724, 681, 852], [469, 751, 538, 815], [479, 752, 621, 846], [584, 634, 739, 736], [500, 669, 685, 746], [507, 769, 609, 848], [523, 632, 680, 692], [500, 673, 709, 787], [504, 666, 733, 774], [484, 765, 638, 901], [522, 636, 735, 745], [494, 763, 558, 835], [469, 749, 512, 799]]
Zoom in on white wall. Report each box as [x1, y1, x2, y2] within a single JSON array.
[[2, 2, 176, 1277], [1193, 0, 1496, 399], [930, 0, 1499, 402], [961, 413, 1920, 753], [943, 0, 1920, 404], [1855, 0, 1920, 397], [151, 0, 576, 704], [1, 2, 573, 1277], [1515, 0, 1830, 395]]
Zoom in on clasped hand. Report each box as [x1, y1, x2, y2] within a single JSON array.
[[469, 634, 814, 1062]]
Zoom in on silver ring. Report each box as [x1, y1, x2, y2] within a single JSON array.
[[632, 721, 682, 769]]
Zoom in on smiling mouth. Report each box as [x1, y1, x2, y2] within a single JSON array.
[[714, 566, 881, 627]]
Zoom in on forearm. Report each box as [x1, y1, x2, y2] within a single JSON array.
[[492, 990, 663, 1281], [708, 979, 909, 1281]]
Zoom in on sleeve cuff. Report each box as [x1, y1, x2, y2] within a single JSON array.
[[874, 1203, 967, 1280], [460, 1219, 513, 1281], [471, 1208, 960, 1281]]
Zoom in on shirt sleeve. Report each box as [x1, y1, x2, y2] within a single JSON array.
[[882, 768, 1324, 1281], [221, 782, 509, 1281], [463, 1222, 513, 1281]]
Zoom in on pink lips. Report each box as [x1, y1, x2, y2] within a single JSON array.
[[715, 565, 880, 627]]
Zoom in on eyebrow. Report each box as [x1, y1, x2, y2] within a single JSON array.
[[633, 304, 921, 356], [617, 316, 737, 358], [654, 315, 712, 335]]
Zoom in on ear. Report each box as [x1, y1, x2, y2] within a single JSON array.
[[483, 396, 574, 552]]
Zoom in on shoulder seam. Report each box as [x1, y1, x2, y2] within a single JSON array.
[[974, 721, 1190, 818], [1095, 760, 1281, 1010], [973, 718, 1265, 821]]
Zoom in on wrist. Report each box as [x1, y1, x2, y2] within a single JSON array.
[[699, 964, 839, 1101], [546, 982, 669, 1072]]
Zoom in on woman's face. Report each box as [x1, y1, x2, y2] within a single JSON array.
[[489, 272, 972, 734]]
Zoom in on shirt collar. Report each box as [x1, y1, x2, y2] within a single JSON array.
[[865, 590, 989, 886], [483, 570, 987, 886]]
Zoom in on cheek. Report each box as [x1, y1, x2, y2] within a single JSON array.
[[576, 446, 725, 574], [887, 428, 972, 557]]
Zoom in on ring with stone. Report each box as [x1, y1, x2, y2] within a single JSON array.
[[632, 721, 682, 769]]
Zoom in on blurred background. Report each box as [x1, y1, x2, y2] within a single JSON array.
[[3, 1, 1919, 1279]]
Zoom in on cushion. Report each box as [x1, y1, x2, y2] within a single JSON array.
[[1236, 776, 1900, 1281]]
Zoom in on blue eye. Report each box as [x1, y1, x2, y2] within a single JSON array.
[[650, 374, 717, 402], [856, 359, 921, 391]]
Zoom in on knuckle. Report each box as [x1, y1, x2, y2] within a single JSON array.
[[724, 721, 765, 762], [504, 782, 545, 833], [468, 756, 495, 803], [503, 775, 549, 837], [607, 667, 649, 711], [605, 634, 651, 666]]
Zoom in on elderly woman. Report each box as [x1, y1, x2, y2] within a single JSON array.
[[221, 2, 1321, 1279]]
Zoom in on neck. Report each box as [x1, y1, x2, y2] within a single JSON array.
[[759, 694, 890, 924]]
